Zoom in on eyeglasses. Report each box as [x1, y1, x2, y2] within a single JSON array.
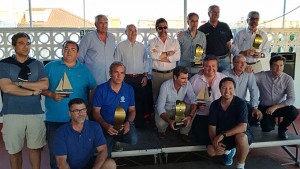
[[157, 26, 168, 30], [70, 108, 87, 114], [249, 17, 259, 21]]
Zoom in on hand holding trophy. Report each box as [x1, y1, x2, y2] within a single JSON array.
[[174, 100, 186, 129], [193, 44, 204, 68], [114, 104, 126, 135]]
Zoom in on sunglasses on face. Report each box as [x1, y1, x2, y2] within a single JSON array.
[[157, 26, 168, 30], [249, 17, 259, 21]]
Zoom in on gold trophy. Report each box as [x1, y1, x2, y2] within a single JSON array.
[[114, 104, 126, 135], [174, 100, 186, 129], [253, 34, 265, 58], [192, 44, 204, 68]]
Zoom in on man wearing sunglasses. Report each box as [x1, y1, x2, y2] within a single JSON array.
[[232, 11, 270, 73], [187, 55, 227, 145], [148, 18, 181, 105]]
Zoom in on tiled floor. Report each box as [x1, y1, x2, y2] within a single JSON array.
[[0, 116, 299, 169]]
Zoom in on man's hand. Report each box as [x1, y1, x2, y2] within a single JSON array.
[[246, 49, 255, 56], [183, 116, 192, 127], [177, 31, 184, 38], [213, 134, 224, 148], [253, 52, 262, 58], [105, 124, 118, 136], [141, 77, 147, 87], [252, 108, 263, 120], [123, 121, 130, 134], [169, 120, 179, 131], [266, 105, 277, 115], [52, 93, 67, 102]]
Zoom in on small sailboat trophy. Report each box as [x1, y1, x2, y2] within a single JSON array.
[[196, 85, 210, 104], [55, 71, 73, 97], [174, 100, 186, 129], [114, 104, 126, 135]]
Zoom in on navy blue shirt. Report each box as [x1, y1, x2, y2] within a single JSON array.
[[93, 80, 135, 125], [53, 120, 106, 169], [209, 96, 249, 133], [198, 21, 233, 56]]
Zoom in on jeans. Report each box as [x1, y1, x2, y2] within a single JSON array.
[[45, 121, 67, 169], [217, 56, 231, 72], [104, 123, 138, 158]]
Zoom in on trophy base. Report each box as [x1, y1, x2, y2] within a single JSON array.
[[174, 120, 185, 129], [192, 62, 203, 68], [114, 126, 124, 135]]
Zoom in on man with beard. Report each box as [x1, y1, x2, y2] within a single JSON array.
[[232, 11, 270, 73]]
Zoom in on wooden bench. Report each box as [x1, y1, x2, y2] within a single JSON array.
[[112, 125, 300, 166]]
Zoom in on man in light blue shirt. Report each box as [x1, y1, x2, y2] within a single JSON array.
[[155, 66, 197, 142], [114, 24, 148, 128], [79, 14, 116, 85], [222, 54, 262, 126], [255, 55, 298, 140], [177, 12, 206, 76]]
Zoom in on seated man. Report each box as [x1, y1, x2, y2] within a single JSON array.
[[222, 54, 262, 126], [53, 98, 116, 169], [255, 55, 299, 140], [207, 77, 253, 169], [93, 61, 138, 157], [155, 66, 197, 142]]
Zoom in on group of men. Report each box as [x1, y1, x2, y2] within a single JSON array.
[[0, 4, 298, 169]]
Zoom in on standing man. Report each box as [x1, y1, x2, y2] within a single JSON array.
[[114, 24, 148, 128], [255, 55, 298, 140], [232, 11, 270, 73], [79, 14, 116, 85], [93, 62, 138, 157], [148, 18, 181, 104], [222, 54, 262, 126], [42, 40, 96, 169], [155, 66, 197, 142], [198, 5, 233, 72], [0, 32, 49, 169], [53, 98, 116, 169], [189, 55, 227, 145], [207, 77, 253, 169], [177, 12, 206, 76]]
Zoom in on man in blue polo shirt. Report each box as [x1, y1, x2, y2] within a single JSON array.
[[42, 40, 96, 169], [93, 61, 138, 157], [53, 98, 116, 169]]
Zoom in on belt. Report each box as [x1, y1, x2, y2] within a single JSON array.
[[247, 60, 260, 65], [152, 69, 173, 73], [216, 55, 228, 60], [125, 74, 143, 77]]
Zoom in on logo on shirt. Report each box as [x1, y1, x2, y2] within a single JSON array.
[[120, 96, 125, 102]]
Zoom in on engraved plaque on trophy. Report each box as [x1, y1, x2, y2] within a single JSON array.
[[192, 44, 204, 68], [174, 100, 186, 129], [114, 104, 126, 135]]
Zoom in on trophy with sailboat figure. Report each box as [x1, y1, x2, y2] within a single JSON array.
[[192, 44, 204, 68], [174, 100, 186, 129], [252, 34, 265, 58], [55, 71, 73, 97], [114, 104, 126, 135], [196, 85, 210, 107]]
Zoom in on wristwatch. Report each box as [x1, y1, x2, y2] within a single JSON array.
[[18, 81, 23, 88]]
